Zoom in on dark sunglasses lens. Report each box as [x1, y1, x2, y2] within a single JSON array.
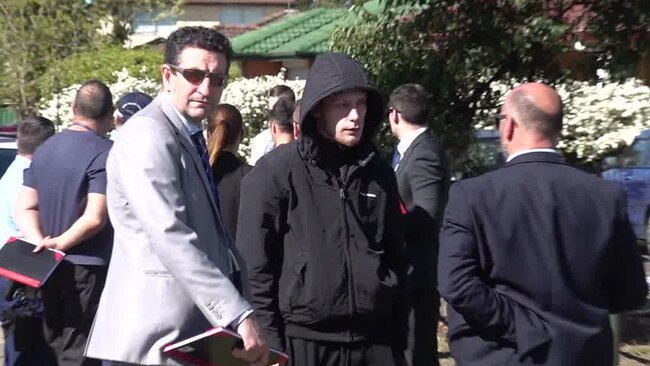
[[183, 69, 207, 84], [209, 75, 225, 87]]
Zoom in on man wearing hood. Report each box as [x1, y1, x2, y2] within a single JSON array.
[[237, 52, 408, 366]]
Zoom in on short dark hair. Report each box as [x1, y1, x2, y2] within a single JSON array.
[[509, 89, 563, 139], [74, 79, 114, 120], [17, 116, 55, 155], [268, 98, 294, 134], [389, 83, 431, 126], [269, 85, 296, 110], [164, 26, 233, 68]]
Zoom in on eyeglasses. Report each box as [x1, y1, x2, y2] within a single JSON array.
[[387, 107, 399, 115], [168, 64, 227, 87], [492, 114, 507, 128]]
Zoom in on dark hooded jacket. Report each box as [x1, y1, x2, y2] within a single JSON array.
[[236, 53, 408, 351]]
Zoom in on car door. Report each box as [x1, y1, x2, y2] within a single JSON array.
[[611, 138, 650, 239]]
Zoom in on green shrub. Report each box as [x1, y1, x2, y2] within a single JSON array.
[[36, 45, 162, 98]]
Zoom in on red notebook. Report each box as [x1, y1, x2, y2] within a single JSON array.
[[0, 237, 65, 287], [162, 326, 289, 366]]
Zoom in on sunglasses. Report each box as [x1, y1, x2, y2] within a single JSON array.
[[492, 114, 507, 128], [168, 64, 227, 87]]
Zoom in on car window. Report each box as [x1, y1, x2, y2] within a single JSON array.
[[0, 148, 17, 177], [619, 139, 650, 168]]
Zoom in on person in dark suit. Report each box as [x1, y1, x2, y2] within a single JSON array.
[[387, 83, 448, 366], [438, 82, 648, 366], [207, 103, 252, 241]]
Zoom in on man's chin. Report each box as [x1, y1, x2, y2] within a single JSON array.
[[335, 136, 361, 147], [187, 107, 211, 122]]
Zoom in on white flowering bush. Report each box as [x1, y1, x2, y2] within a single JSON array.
[[40, 68, 160, 130], [472, 74, 650, 163], [221, 70, 305, 158]]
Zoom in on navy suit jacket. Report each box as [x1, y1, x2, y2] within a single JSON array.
[[438, 152, 647, 366]]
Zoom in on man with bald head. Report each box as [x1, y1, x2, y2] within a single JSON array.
[[438, 82, 647, 366], [15, 79, 115, 366]]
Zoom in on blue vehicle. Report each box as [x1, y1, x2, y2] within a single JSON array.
[[601, 129, 650, 250]]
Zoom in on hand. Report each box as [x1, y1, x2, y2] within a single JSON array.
[[232, 316, 270, 366], [32, 236, 67, 253]]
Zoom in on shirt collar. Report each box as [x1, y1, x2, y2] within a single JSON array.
[[14, 155, 31, 166], [397, 127, 427, 156], [506, 148, 558, 162]]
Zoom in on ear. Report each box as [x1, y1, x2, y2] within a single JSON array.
[[390, 110, 399, 125], [161, 64, 172, 91], [503, 115, 516, 142], [270, 122, 278, 136]]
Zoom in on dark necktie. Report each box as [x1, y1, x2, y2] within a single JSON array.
[[391, 148, 401, 170], [190, 131, 221, 212]]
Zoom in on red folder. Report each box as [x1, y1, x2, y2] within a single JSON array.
[[0, 237, 65, 287], [162, 326, 289, 366]]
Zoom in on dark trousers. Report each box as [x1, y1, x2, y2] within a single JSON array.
[[405, 290, 439, 366], [286, 337, 405, 366], [405, 242, 440, 366], [0, 277, 56, 366], [41, 262, 107, 366]]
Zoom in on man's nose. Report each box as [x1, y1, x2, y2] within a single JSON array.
[[348, 107, 360, 121], [197, 76, 212, 96]]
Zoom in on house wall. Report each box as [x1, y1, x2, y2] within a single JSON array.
[[239, 60, 283, 78], [178, 4, 287, 26]]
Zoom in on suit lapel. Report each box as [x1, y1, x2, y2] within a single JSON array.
[[396, 132, 426, 177], [158, 96, 220, 215]]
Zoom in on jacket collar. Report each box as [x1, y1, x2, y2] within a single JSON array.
[[505, 151, 566, 167], [298, 133, 376, 170], [395, 131, 428, 175], [157, 95, 220, 215]]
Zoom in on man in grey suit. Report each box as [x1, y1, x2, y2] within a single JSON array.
[[388, 83, 448, 366], [85, 27, 269, 366]]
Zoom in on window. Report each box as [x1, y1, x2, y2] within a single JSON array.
[[219, 7, 266, 26], [620, 139, 650, 168], [133, 10, 177, 35]]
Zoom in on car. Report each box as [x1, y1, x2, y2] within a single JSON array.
[[0, 125, 17, 177], [601, 129, 650, 251], [451, 129, 505, 181]]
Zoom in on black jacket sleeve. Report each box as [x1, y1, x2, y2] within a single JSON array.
[[236, 160, 286, 351], [607, 188, 648, 313], [384, 169, 410, 350], [403, 143, 446, 236], [438, 182, 551, 359]]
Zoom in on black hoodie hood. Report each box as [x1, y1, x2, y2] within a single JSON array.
[[299, 53, 384, 151]]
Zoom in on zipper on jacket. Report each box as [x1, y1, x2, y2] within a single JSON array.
[[338, 183, 356, 343]]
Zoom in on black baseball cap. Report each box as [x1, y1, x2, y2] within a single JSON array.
[[115, 92, 153, 123]]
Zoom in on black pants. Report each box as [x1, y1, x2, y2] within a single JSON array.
[[405, 242, 440, 366], [405, 290, 440, 366], [286, 337, 405, 366], [41, 262, 107, 366]]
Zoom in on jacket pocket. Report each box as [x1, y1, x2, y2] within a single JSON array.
[[280, 256, 326, 323], [354, 248, 399, 319]]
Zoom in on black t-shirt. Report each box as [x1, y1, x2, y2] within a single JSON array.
[[23, 129, 113, 265]]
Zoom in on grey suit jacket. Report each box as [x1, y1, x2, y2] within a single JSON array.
[[85, 95, 251, 365]]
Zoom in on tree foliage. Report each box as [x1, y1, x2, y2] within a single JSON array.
[[332, 0, 650, 167], [0, 0, 97, 117], [36, 46, 163, 101], [0, 0, 179, 118]]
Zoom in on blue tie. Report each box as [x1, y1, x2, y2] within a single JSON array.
[[391, 148, 401, 170], [190, 131, 221, 212]]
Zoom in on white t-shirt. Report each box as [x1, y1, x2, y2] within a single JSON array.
[[248, 128, 275, 165]]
